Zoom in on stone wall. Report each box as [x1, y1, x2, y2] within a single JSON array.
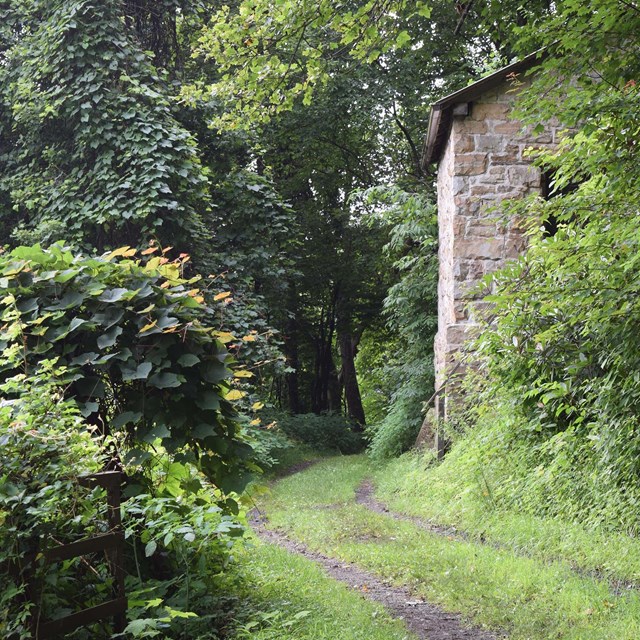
[[434, 80, 565, 417]]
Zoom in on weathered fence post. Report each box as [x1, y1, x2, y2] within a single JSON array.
[[33, 471, 126, 639]]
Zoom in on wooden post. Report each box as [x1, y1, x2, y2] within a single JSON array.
[[34, 471, 127, 639]]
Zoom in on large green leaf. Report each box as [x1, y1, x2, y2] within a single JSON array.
[[121, 361, 153, 382], [148, 372, 182, 389]]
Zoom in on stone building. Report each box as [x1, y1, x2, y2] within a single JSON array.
[[419, 53, 565, 444]]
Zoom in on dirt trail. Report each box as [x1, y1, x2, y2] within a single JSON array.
[[249, 477, 500, 640], [355, 480, 470, 541]]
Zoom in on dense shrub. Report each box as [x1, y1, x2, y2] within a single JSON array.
[[276, 412, 364, 454], [473, 191, 640, 530], [367, 359, 432, 459], [0, 364, 104, 639], [121, 461, 246, 639], [243, 423, 294, 471], [0, 243, 254, 495], [0, 362, 247, 639]]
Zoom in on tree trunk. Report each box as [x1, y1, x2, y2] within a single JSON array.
[[283, 284, 302, 413], [338, 330, 366, 429], [311, 293, 341, 414]]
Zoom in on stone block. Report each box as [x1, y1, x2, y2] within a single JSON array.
[[455, 198, 481, 217], [470, 184, 501, 197], [492, 120, 524, 135], [456, 237, 506, 260], [474, 134, 505, 152], [456, 153, 488, 176], [451, 176, 468, 195], [490, 145, 524, 165], [454, 301, 468, 321], [469, 259, 493, 279], [486, 166, 509, 179], [414, 408, 437, 450], [455, 120, 488, 135], [471, 102, 510, 121], [445, 324, 470, 349], [508, 165, 540, 186], [503, 235, 527, 258], [455, 134, 475, 153], [467, 220, 498, 237], [453, 217, 466, 236]]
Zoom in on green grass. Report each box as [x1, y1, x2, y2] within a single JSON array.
[[373, 451, 640, 585], [265, 444, 322, 477], [257, 455, 640, 640], [229, 540, 416, 640]]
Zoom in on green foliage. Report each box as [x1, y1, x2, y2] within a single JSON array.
[[0, 243, 254, 495], [122, 468, 245, 639], [211, 170, 294, 291], [206, 169, 294, 398], [242, 424, 294, 472], [276, 412, 364, 455], [0, 0, 208, 250], [462, 0, 640, 531], [356, 187, 438, 458], [0, 363, 104, 639], [193, 0, 432, 128]]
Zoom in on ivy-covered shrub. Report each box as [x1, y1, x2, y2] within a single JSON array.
[[0, 243, 254, 495], [276, 412, 364, 454], [0, 363, 104, 639], [0, 0, 209, 251]]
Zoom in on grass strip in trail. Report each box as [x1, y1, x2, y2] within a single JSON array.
[[230, 538, 417, 640], [249, 509, 497, 640], [373, 453, 640, 588], [258, 455, 640, 640], [355, 479, 640, 596]]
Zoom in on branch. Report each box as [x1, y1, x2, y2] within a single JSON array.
[[453, 0, 476, 36], [391, 100, 422, 178]]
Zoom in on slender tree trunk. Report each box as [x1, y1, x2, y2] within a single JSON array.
[[283, 283, 301, 413], [311, 306, 326, 413], [311, 289, 342, 414], [338, 330, 366, 429]]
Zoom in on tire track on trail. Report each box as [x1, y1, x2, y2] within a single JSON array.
[[249, 472, 500, 640], [355, 478, 640, 598]]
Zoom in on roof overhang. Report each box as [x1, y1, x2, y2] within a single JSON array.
[[422, 51, 545, 168]]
